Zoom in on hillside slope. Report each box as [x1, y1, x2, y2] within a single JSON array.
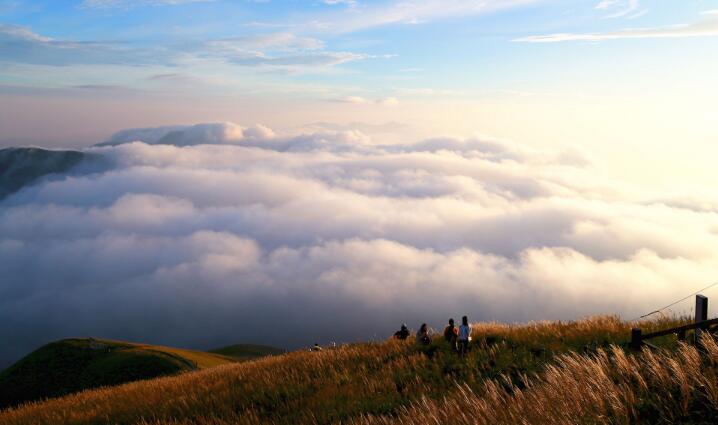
[[4, 316, 716, 424], [0, 338, 237, 409]]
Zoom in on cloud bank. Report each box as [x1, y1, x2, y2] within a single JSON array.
[[2, 122, 718, 367]]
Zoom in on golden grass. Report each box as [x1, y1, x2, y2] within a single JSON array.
[[89, 338, 236, 369], [360, 334, 718, 425], [0, 315, 709, 425], [471, 314, 691, 348]]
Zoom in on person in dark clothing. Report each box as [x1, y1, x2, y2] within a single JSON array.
[[443, 318, 458, 351], [394, 323, 410, 340], [416, 323, 431, 345]]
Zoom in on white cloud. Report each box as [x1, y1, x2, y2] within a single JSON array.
[[595, 0, 642, 19], [99, 122, 276, 147], [516, 16, 718, 42], [2, 121, 718, 367]]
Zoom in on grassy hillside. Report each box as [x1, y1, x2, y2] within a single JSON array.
[[4, 315, 718, 424], [209, 344, 286, 360], [0, 338, 238, 409]]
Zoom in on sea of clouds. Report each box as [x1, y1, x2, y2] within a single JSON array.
[[2, 122, 718, 367]]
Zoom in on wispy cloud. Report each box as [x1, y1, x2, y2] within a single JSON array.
[[309, 0, 541, 33], [81, 0, 215, 8], [516, 16, 718, 42], [0, 24, 170, 65], [334, 95, 371, 104], [595, 0, 642, 19], [0, 24, 375, 72], [205, 33, 325, 52], [197, 33, 375, 72], [323, 0, 357, 6], [332, 96, 400, 106], [73, 84, 133, 91]]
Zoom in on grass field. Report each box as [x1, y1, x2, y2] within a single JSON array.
[[0, 338, 279, 410], [3, 315, 717, 424]]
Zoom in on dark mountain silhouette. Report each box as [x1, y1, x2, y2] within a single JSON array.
[[0, 147, 86, 200]]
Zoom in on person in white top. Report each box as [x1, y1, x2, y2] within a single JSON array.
[[458, 315, 471, 356]]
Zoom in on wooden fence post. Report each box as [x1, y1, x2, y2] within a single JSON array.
[[631, 328, 642, 350], [695, 295, 708, 343]]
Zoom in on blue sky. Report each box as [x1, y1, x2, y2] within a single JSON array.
[[1, 0, 717, 166], [2, 0, 716, 90]]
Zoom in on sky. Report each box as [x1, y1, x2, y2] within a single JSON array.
[[2, 0, 718, 367], [1, 0, 717, 186]]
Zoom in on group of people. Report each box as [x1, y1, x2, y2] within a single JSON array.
[[310, 341, 338, 352], [393, 316, 472, 356]]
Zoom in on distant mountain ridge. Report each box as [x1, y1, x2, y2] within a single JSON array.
[[0, 147, 87, 200]]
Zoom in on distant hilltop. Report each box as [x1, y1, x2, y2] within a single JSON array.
[[0, 338, 283, 410]]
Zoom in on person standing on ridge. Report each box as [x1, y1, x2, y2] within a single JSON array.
[[458, 316, 472, 356], [416, 323, 431, 346], [443, 318, 459, 352], [394, 324, 410, 340]]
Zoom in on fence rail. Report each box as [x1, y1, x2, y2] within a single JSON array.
[[630, 294, 715, 350]]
